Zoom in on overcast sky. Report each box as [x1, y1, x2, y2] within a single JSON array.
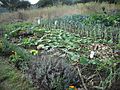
[[28, 0, 39, 4]]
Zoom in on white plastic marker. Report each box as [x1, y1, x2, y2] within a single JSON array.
[[54, 20, 58, 26], [37, 19, 40, 24], [90, 51, 95, 59]]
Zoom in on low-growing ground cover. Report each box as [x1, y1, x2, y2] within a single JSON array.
[[0, 14, 120, 90], [0, 57, 35, 90]]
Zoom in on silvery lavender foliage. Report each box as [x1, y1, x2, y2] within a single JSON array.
[[24, 48, 80, 90]]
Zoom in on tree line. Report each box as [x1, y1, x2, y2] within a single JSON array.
[[0, 0, 31, 11], [36, 0, 120, 7]]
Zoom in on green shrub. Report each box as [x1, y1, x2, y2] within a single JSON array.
[[1, 39, 31, 69]]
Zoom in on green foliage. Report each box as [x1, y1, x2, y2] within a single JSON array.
[[0, 57, 35, 90], [37, 0, 86, 7], [0, 40, 3, 53], [62, 0, 79, 5], [37, 14, 120, 44], [93, 0, 119, 4], [34, 29, 92, 62], [1, 13, 120, 90], [37, 0, 54, 7], [19, 38, 36, 47], [116, 44, 120, 49], [3, 22, 33, 38], [36, 0, 120, 8], [9, 52, 23, 64], [16, 1, 31, 10], [1, 38, 12, 54], [0, 38, 31, 68], [2, 22, 32, 32], [0, 0, 19, 11], [0, 0, 31, 11], [91, 14, 120, 26]]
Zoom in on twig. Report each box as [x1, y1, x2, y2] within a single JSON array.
[[76, 66, 88, 90]]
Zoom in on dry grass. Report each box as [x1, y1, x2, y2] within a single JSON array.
[[0, 2, 120, 23]]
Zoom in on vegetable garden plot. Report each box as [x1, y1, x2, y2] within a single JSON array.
[[0, 14, 120, 90]]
